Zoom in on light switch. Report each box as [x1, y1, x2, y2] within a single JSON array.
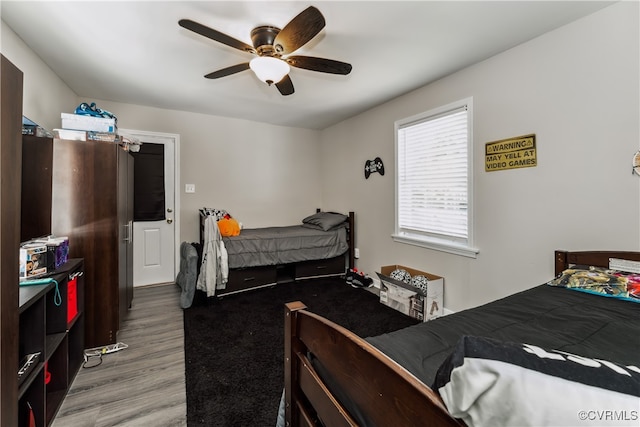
[[185, 184, 196, 193]]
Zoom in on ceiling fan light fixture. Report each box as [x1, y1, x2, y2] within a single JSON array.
[[249, 57, 290, 85]]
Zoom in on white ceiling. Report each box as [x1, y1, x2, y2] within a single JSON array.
[[1, 1, 614, 130]]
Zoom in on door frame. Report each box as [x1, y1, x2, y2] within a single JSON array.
[[119, 128, 181, 282]]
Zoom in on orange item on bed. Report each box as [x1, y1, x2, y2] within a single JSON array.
[[218, 217, 241, 237]]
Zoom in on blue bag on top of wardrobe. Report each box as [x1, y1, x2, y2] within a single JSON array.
[[75, 102, 117, 124]]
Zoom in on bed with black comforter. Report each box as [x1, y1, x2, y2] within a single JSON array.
[[282, 250, 640, 427], [366, 283, 638, 388]]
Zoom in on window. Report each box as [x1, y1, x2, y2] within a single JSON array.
[[393, 98, 478, 258]]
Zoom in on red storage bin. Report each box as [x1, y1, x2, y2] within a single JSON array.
[[67, 277, 78, 324]]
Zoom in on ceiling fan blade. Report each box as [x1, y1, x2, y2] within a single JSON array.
[[275, 74, 295, 96], [273, 6, 325, 55], [179, 19, 255, 54], [286, 56, 352, 75], [204, 63, 250, 79]]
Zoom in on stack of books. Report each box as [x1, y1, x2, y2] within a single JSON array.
[[54, 112, 119, 142]]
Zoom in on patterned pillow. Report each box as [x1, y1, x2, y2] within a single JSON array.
[[200, 207, 230, 221], [548, 266, 639, 302]]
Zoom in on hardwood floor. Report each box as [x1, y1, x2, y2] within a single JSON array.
[[52, 284, 187, 427]]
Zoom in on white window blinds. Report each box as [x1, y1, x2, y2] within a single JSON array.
[[396, 103, 470, 247]]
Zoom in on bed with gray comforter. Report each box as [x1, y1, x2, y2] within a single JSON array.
[[197, 210, 355, 297], [224, 224, 348, 269]]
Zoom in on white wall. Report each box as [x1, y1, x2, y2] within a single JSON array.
[[320, 2, 640, 312], [90, 100, 322, 243], [1, 21, 77, 130]]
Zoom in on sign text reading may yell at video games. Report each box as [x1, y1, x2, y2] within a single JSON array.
[[485, 134, 537, 172]]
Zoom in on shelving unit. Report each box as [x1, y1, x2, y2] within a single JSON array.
[[18, 259, 84, 427]]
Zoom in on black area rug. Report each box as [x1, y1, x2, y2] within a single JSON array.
[[183, 278, 419, 426]]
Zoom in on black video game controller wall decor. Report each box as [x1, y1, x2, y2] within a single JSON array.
[[364, 157, 385, 179]]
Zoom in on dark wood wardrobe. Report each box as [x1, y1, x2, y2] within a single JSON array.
[[21, 136, 134, 349]]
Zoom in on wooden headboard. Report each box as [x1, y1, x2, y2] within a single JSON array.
[[554, 250, 640, 276]]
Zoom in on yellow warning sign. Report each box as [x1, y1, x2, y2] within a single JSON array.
[[485, 134, 537, 172]]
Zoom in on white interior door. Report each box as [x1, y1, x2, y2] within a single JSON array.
[[120, 129, 180, 287]]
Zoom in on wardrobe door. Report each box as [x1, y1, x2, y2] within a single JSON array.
[[126, 154, 134, 310], [117, 149, 134, 324], [51, 140, 120, 348]]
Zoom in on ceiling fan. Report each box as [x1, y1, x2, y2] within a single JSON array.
[[179, 6, 352, 96]]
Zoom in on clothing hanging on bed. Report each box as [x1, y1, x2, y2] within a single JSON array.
[[197, 216, 228, 297]]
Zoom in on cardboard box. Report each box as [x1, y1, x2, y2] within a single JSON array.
[[30, 236, 69, 271], [19, 243, 48, 279], [61, 113, 116, 133], [45, 237, 69, 269], [378, 265, 444, 321]]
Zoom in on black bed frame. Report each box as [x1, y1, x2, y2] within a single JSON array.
[[200, 209, 355, 296]]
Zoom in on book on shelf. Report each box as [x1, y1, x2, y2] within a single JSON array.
[[53, 129, 119, 142], [87, 131, 119, 142]]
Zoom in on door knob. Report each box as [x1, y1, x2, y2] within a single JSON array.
[[167, 218, 173, 224]]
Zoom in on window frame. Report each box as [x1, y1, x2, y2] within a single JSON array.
[[393, 97, 479, 258]]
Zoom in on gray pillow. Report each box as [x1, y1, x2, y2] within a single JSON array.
[[302, 212, 347, 231]]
